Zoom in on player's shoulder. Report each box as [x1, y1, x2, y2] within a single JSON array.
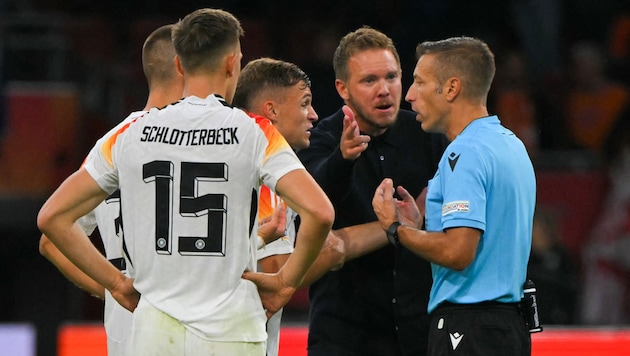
[[140, 95, 253, 126], [103, 110, 148, 135], [125, 110, 150, 121], [246, 112, 272, 127], [243, 112, 288, 141], [196, 95, 257, 123], [89, 110, 148, 152]]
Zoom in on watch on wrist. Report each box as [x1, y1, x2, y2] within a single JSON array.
[[386, 221, 401, 246]]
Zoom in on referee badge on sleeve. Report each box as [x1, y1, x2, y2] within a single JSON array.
[[442, 200, 470, 216]]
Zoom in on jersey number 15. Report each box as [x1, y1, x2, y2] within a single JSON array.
[[143, 160, 228, 256]]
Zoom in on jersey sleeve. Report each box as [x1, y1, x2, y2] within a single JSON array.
[[77, 114, 145, 235], [258, 185, 281, 221], [440, 142, 487, 231], [254, 116, 304, 192], [257, 184, 294, 260], [84, 119, 138, 195], [258, 206, 297, 259], [257, 237, 293, 260], [258, 207, 298, 259]]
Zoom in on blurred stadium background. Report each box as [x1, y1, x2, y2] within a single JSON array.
[[1, 1, 629, 355]]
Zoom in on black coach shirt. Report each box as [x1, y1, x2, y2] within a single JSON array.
[[298, 108, 446, 356]]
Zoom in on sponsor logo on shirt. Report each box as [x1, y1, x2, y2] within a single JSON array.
[[442, 200, 470, 216], [449, 332, 464, 350], [448, 152, 460, 171]]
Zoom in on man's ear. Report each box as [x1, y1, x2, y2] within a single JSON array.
[[335, 79, 349, 101], [263, 101, 278, 122], [175, 55, 184, 76], [444, 77, 461, 101], [226, 52, 237, 77]]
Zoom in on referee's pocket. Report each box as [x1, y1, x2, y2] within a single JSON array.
[[473, 310, 518, 353]]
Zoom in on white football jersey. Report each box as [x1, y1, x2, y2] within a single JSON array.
[[257, 184, 294, 260], [256, 183, 293, 356], [77, 111, 146, 353], [84, 95, 304, 342]]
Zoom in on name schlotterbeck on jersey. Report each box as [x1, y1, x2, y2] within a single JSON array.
[[140, 126, 240, 146]]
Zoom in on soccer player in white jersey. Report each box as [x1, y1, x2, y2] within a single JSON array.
[[232, 57, 337, 356], [38, 24, 183, 355], [37, 8, 334, 356]]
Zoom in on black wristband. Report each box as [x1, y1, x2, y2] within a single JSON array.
[[386, 221, 401, 246]]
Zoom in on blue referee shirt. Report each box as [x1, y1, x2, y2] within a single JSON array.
[[424, 115, 536, 313]]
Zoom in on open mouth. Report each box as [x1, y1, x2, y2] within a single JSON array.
[[376, 103, 394, 112]]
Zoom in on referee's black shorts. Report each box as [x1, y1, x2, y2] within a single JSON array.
[[427, 301, 531, 356]]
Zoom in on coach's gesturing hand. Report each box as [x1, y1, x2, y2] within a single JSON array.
[[340, 105, 371, 160]]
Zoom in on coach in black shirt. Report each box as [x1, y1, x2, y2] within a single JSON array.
[[298, 27, 445, 356]]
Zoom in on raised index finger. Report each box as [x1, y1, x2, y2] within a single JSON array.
[[342, 105, 355, 120], [342, 106, 359, 139]]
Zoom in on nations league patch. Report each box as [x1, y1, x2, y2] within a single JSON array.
[[442, 200, 470, 216]]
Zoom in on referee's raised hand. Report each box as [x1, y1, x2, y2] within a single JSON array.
[[372, 178, 399, 231], [395, 185, 424, 230]]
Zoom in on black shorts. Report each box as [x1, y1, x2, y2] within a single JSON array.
[[427, 301, 531, 356]]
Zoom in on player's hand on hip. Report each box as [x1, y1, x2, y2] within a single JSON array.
[[340, 105, 370, 160], [242, 271, 296, 320], [110, 276, 140, 312]]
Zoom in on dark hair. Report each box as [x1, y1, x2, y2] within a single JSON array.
[[142, 24, 177, 89], [172, 8, 244, 74], [333, 26, 400, 82], [415, 36, 495, 100], [233, 57, 311, 110]]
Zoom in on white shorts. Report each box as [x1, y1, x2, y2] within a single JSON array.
[[128, 298, 266, 355], [104, 291, 132, 356], [265, 308, 283, 356], [107, 338, 127, 356]]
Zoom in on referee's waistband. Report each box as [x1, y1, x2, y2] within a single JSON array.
[[435, 300, 521, 312]]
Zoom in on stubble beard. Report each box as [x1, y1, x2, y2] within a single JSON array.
[[347, 98, 399, 136]]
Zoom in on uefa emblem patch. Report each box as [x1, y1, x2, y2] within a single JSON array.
[[442, 200, 470, 216]]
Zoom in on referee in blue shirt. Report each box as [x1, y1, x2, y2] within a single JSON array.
[[373, 36, 535, 356]]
